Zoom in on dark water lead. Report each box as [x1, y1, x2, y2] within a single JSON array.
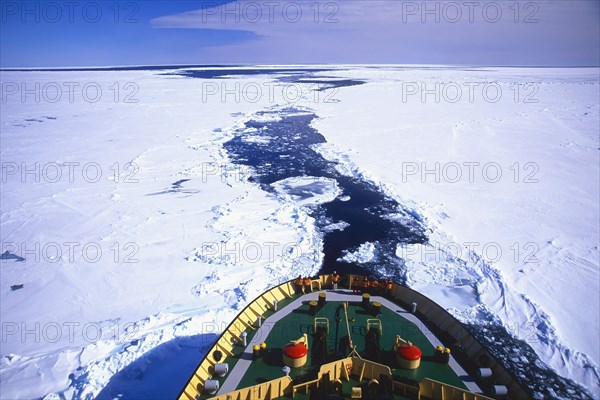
[[221, 107, 593, 400], [223, 107, 426, 282], [172, 67, 366, 93]]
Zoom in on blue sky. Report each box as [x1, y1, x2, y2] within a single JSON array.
[[1, 0, 599, 67]]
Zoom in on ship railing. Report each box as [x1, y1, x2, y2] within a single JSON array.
[[207, 376, 293, 400], [346, 274, 529, 399], [420, 378, 493, 400], [178, 279, 296, 400]]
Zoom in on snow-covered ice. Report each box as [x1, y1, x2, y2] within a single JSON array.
[[0, 68, 324, 398], [1, 66, 598, 398], [339, 242, 377, 264], [271, 176, 341, 207], [322, 220, 350, 233]]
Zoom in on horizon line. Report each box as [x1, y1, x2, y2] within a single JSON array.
[[2, 63, 600, 72]]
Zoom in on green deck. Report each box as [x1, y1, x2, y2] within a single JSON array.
[[235, 297, 466, 391], [196, 294, 301, 397]]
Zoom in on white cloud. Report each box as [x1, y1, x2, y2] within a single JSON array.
[[149, 0, 600, 65]]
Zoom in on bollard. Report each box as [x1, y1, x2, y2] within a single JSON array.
[[214, 363, 229, 377], [442, 347, 451, 363], [372, 301, 382, 316], [318, 292, 326, 307], [434, 345, 444, 363], [204, 380, 220, 395], [258, 315, 262, 328], [492, 385, 508, 397], [362, 293, 371, 307], [477, 368, 493, 379], [273, 299, 278, 311], [252, 345, 260, 360], [241, 331, 247, 347], [309, 300, 318, 316]]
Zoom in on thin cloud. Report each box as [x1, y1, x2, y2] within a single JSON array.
[[150, 0, 599, 66]]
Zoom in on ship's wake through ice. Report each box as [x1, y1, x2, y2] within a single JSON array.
[[221, 106, 594, 399], [223, 108, 426, 282]]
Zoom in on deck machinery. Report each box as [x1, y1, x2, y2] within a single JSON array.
[[179, 274, 530, 400]]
